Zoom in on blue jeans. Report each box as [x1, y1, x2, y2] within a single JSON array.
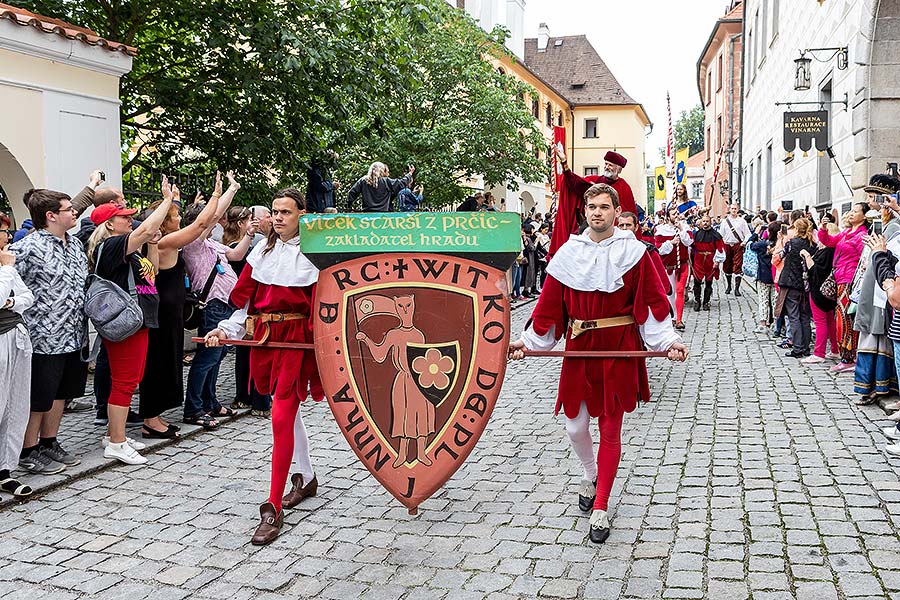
[[511, 263, 522, 297], [185, 299, 233, 418]]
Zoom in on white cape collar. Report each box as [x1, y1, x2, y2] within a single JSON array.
[[546, 227, 646, 292], [655, 223, 679, 236], [246, 235, 319, 287]]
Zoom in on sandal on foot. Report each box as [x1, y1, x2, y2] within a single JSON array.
[[855, 394, 879, 406], [250, 409, 272, 418], [0, 478, 33, 498], [182, 413, 219, 430], [212, 406, 236, 418]]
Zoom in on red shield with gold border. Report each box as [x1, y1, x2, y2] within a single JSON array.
[[314, 253, 510, 513]]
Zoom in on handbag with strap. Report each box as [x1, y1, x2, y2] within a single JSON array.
[[84, 241, 144, 343], [820, 271, 837, 301], [183, 263, 220, 330]]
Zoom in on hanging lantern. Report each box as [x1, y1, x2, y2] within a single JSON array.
[[794, 55, 812, 91]]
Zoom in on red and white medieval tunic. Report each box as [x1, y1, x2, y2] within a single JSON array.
[[654, 223, 693, 275], [691, 228, 726, 282], [521, 228, 681, 419], [219, 236, 324, 402]]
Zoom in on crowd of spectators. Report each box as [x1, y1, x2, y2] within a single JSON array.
[[0, 160, 556, 496]]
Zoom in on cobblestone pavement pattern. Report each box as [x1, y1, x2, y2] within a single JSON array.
[[2, 285, 900, 599]]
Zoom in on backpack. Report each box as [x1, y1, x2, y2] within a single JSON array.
[[84, 241, 144, 343]]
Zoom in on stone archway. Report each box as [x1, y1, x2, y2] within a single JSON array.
[[0, 142, 34, 227], [855, 0, 900, 185], [519, 190, 536, 215]]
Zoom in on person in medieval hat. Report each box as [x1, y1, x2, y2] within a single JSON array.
[[691, 213, 726, 311], [549, 149, 640, 256], [508, 183, 688, 545]]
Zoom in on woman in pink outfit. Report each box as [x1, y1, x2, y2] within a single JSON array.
[[801, 223, 840, 364], [817, 204, 869, 371]]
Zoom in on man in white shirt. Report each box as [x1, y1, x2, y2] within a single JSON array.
[[719, 203, 752, 296]]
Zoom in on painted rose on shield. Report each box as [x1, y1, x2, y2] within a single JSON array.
[[411, 348, 455, 390]]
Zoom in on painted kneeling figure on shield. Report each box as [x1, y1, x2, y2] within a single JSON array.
[[356, 294, 436, 467]]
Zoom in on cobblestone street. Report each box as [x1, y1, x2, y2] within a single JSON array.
[[2, 285, 900, 599]]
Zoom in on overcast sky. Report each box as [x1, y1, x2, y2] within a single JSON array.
[[523, 0, 733, 166]]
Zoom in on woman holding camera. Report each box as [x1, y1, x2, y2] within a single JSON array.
[[818, 202, 870, 372]]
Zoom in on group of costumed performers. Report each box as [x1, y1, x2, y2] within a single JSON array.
[[204, 188, 322, 546], [196, 156, 692, 547], [510, 181, 689, 544]]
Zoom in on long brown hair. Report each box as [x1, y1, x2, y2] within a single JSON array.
[[792, 217, 815, 244], [222, 206, 251, 246], [264, 188, 306, 254]]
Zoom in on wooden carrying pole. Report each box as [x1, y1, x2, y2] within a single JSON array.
[[192, 338, 668, 358]]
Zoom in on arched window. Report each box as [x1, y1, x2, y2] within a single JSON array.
[[545, 103, 552, 126]]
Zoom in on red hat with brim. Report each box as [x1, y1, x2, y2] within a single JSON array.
[[90, 203, 137, 225], [604, 151, 627, 168]]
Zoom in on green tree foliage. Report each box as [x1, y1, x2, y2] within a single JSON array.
[[659, 104, 705, 162], [14, 0, 546, 206], [337, 3, 546, 208]]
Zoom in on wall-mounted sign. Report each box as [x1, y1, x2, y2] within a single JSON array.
[[783, 110, 829, 154]]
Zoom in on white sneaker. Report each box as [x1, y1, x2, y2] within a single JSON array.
[[103, 441, 147, 465], [753, 325, 767, 334], [101, 436, 147, 451], [886, 442, 900, 456], [883, 426, 900, 441], [889, 411, 900, 423]]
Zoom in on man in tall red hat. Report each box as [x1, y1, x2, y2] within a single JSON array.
[[550, 149, 640, 256]]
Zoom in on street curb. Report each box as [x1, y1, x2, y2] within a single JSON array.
[[0, 409, 254, 511]]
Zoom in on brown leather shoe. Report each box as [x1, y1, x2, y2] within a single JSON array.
[[250, 502, 283, 546], [282, 473, 318, 509]]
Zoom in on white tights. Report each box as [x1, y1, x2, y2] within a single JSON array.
[[565, 401, 597, 481], [291, 409, 314, 482]]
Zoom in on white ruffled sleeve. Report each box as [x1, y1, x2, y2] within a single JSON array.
[[521, 324, 559, 352], [219, 305, 248, 341], [639, 313, 681, 352], [658, 241, 674, 256]]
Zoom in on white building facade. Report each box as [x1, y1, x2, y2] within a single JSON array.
[[740, 0, 900, 215], [0, 6, 133, 226]]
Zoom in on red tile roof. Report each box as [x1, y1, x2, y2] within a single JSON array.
[[0, 3, 136, 56]]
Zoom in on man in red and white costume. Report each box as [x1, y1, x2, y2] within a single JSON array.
[[617, 211, 670, 296], [691, 213, 726, 312], [654, 207, 693, 330], [509, 183, 688, 544], [719, 203, 751, 296], [205, 188, 323, 545], [550, 149, 640, 255]]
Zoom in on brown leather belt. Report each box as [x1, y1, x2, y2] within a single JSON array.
[[569, 315, 635, 339], [246, 312, 308, 345]]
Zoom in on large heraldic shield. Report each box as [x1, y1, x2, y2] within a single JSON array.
[[302, 213, 519, 513]]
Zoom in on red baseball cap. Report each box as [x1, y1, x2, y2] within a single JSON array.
[[90, 203, 137, 225]]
